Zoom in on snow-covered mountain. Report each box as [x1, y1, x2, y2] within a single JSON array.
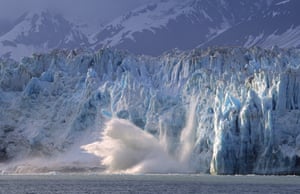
[[0, 10, 90, 60], [203, 0, 300, 48], [1, 47, 300, 174], [93, 0, 300, 55], [0, 0, 299, 59]]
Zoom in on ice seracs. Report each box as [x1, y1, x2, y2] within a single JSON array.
[[0, 47, 300, 174]]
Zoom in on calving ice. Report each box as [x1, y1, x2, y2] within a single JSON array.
[[82, 96, 199, 174], [0, 47, 300, 175], [82, 118, 186, 174]]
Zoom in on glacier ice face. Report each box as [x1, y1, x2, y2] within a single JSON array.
[[0, 47, 300, 174]]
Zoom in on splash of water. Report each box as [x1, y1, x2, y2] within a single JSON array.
[[82, 118, 186, 173], [82, 96, 199, 174]]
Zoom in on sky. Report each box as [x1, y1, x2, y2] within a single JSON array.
[[0, 0, 153, 24]]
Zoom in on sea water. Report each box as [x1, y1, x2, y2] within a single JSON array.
[[0, 174, 299, 194]]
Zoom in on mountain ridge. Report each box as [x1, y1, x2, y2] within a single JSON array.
[[0, 0, 299, 60]]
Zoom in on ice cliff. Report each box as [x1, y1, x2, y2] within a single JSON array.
[[0, 47, 300, 174]]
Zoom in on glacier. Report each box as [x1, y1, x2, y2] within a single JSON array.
[[0, 47, 300, 175]]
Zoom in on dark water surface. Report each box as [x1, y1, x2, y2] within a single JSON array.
[[0, 174, 299, 194]]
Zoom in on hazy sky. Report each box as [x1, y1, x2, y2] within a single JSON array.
[[0, 0, 153, 24]]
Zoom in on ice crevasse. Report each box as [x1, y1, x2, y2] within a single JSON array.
[[0, 47, 300, 174]]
